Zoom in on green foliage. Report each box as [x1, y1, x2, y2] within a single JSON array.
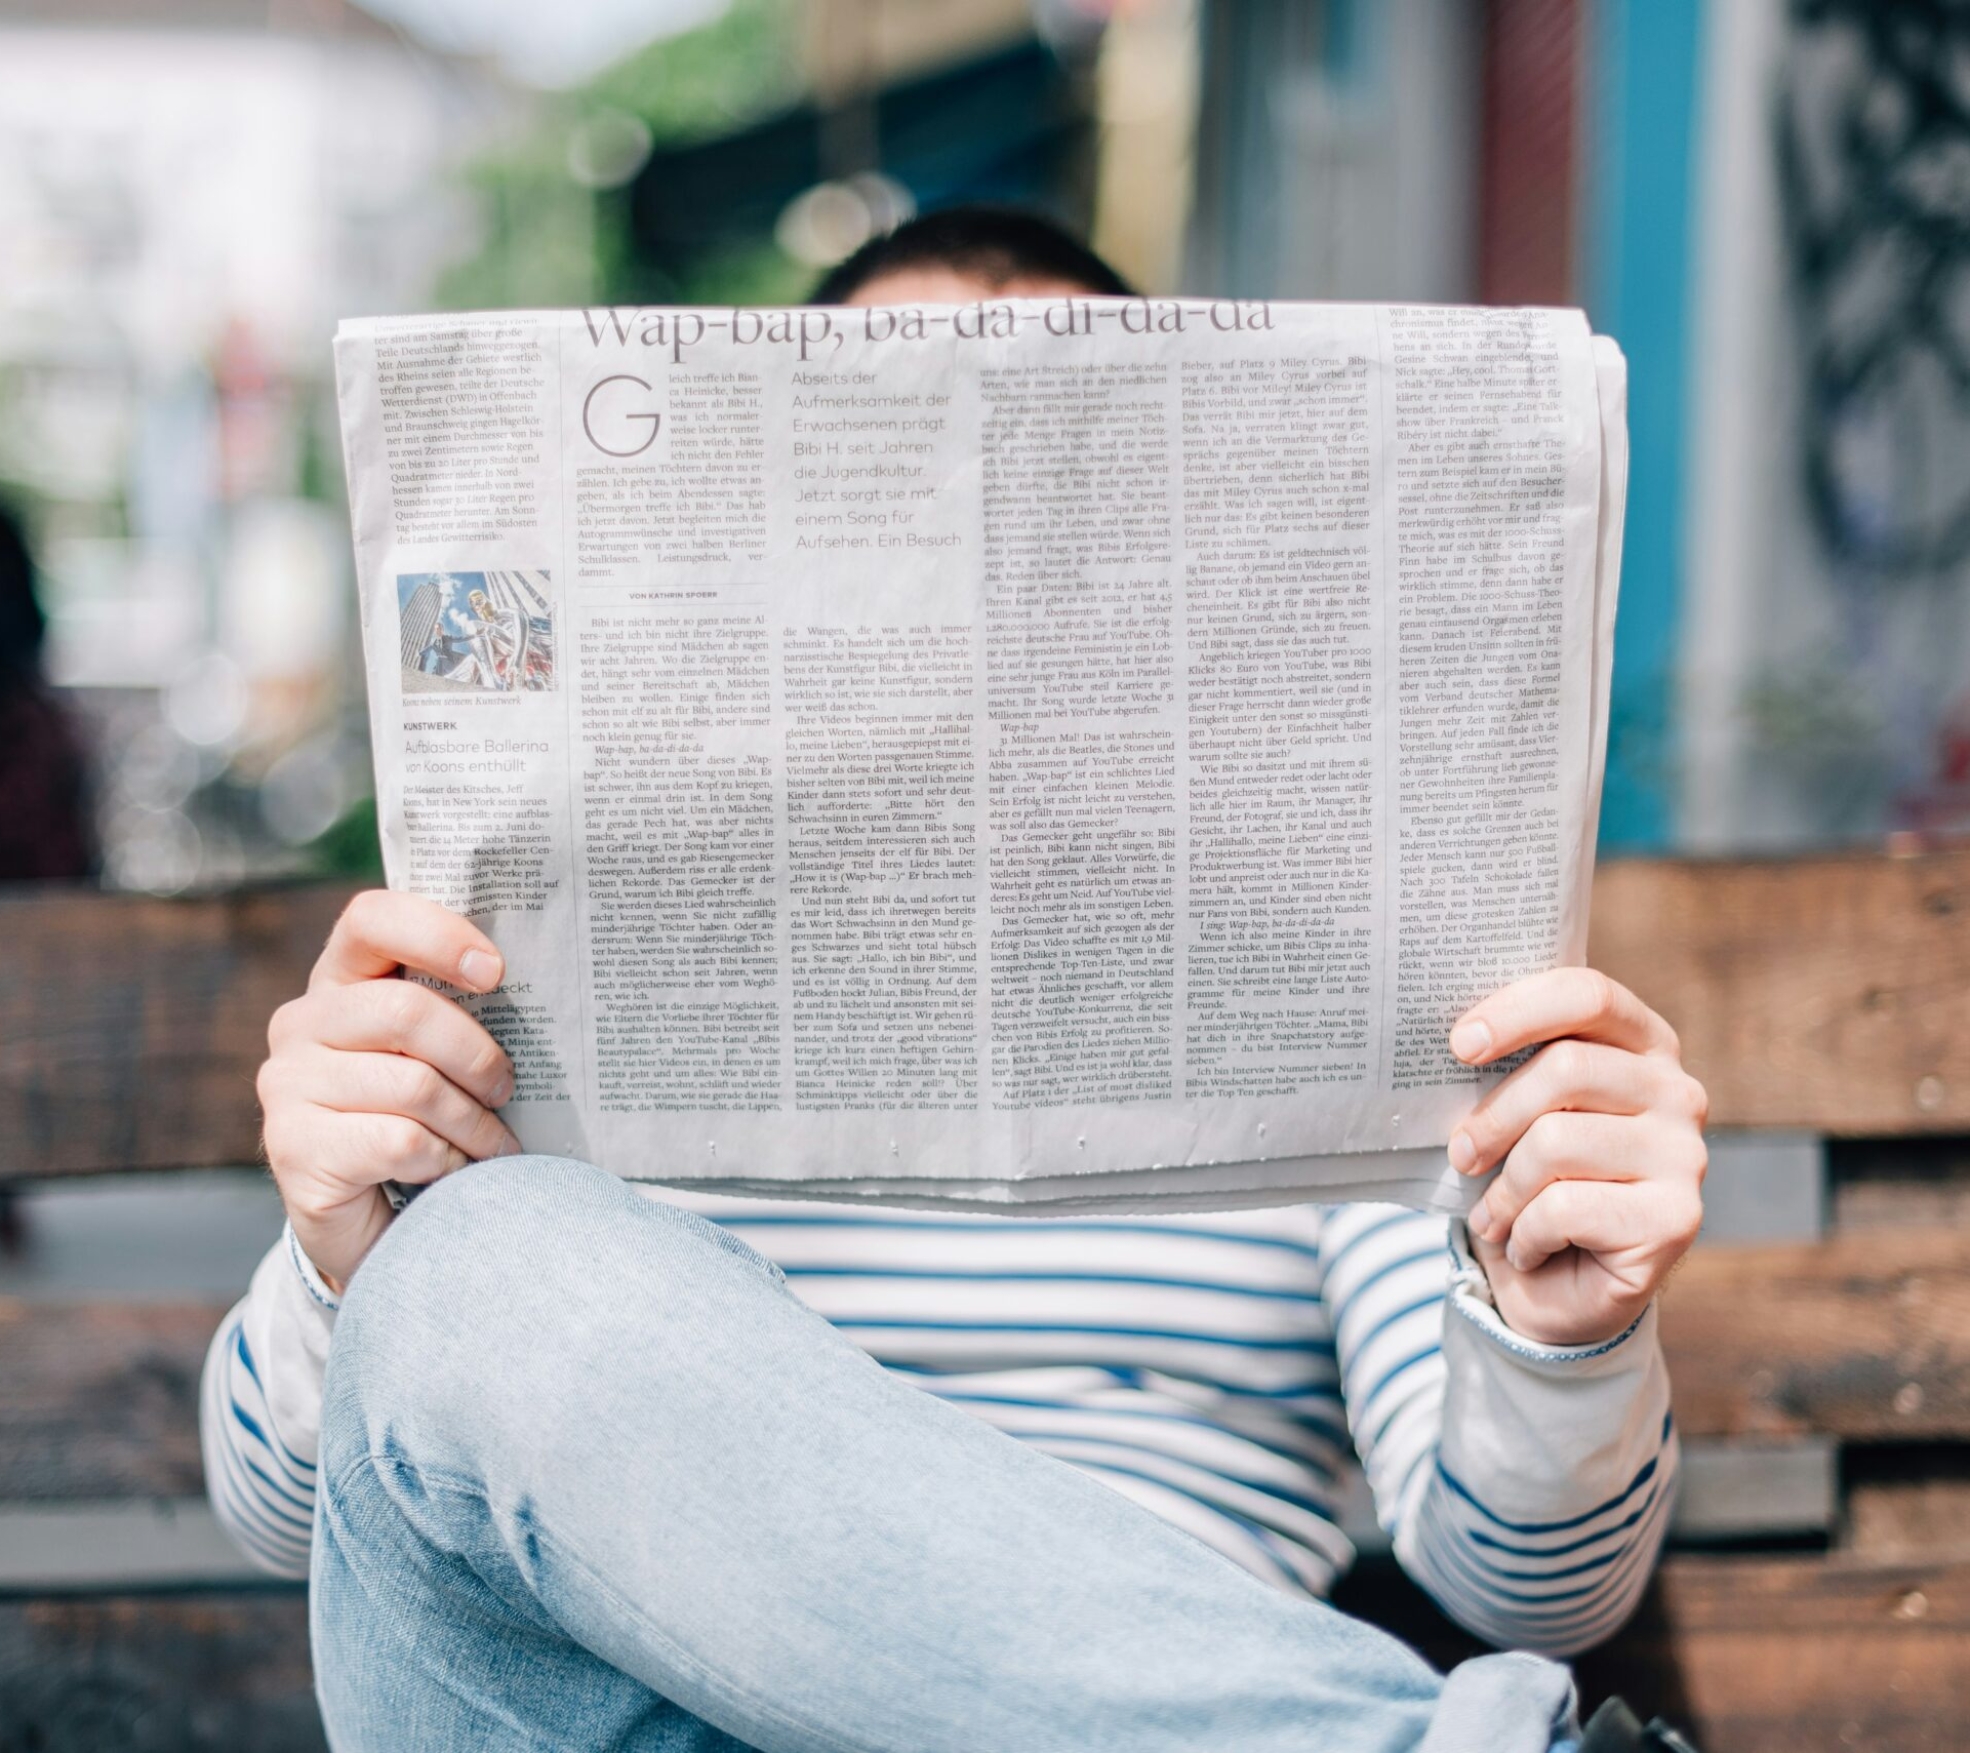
[[436, 0, 804, 314], [435, 135, 607, 312], [588, 0, 800, 144], [1744, 662, 1884, 760], [306, 792, 386, 882], [1742, 658, 1892, 836]]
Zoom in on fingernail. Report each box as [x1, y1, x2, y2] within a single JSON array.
[[1505, 1240, 1527, 1272], [490, 1074, 514, 1107], [1448, 1131, 1478, 1174], [1469, 1195, 1494, 1239], [498, 1133, 523, 1158], [1449, 1018, 1492, 1063], [459, 949, 500, 991]]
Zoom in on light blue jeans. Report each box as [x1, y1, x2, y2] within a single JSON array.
[[312, 1157, 1580, 1752]]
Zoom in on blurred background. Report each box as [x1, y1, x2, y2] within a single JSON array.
[[0, 0, 1965, 894], [6, 11, 1968, 1740]]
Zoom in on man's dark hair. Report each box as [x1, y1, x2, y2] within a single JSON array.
[[810, 205, 1136, 304]]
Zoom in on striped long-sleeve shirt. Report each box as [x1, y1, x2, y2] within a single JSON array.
[[201, 1192, 1676, 1657]]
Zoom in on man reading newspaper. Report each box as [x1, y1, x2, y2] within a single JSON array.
[[204, 211, 1706, 1753]]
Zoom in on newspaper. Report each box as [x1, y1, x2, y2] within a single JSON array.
[[334, 297, 1626, 1216]]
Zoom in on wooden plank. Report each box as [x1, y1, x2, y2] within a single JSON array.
[[0, 1591, 323, 1753], [0, 883, 354, 1181], [3, 1222, 1964, 1501], [0, 1501, 265, 1592], [1848, 1477, 1970, 1563], [15, 1566, 1957, 1753], [0, 1300, 222, 1500], [1341, 1552, 1970, 1753], [1833, 1136, 1970, 1231], [1697, 1130, 1825, 1242], [1659, 1226, 1970, 1441], [1845, 1447, 1970, 1563], [1590, 848, 1970, 1135], [1340, 1439, 1839, 1553], [1575, 1554, 1970, 1753], [1670, 1438, 1836, 1542], [0, 848, 1962, 1173]]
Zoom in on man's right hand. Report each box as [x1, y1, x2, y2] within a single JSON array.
[[258, 890, 521, 1293]]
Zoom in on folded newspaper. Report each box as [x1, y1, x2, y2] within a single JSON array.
[[334, 297, 1626, 1216]]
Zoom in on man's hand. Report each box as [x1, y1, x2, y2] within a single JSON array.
[[1447, 968, 1708, 1348], [258, 890, 521, 1293]]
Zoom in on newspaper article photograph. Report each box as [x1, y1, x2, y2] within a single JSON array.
[[397, 568, 557, 695]]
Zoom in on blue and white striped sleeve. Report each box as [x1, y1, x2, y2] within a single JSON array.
[[198, 1223, 341, 1579], [1319, 1204, 1677, 1657]]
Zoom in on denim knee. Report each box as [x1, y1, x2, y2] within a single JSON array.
[[349, 1155, 780, 1310], [323, 1156, 785, 1469], [342, 1155, 612, 1321]]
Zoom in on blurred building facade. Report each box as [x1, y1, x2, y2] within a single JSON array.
[[0, 0, 500, 888], [1187, 0, 1970, 855], [1678, 0, 1970, 853], [0, 0, 1961, 880]]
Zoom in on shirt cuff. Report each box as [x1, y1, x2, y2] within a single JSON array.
[[1446, 1218, 1650, 1371], [283, 1222, 343, 1319]]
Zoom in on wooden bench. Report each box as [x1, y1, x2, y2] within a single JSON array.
[[5, 854, 1969, 1749]]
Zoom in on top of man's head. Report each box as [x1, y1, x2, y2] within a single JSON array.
[[810, 206, 1135, 308]]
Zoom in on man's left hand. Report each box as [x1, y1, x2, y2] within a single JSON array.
[[1447, 968, 1708, 1348]]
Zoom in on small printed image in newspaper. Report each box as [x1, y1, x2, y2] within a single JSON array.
[[398, 569, 557, 696]]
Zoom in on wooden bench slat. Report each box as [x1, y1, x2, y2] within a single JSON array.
[[1591, 849, 1970, 1135], [1576, 1554, 1970, 1752], [0, 1499, 266, 1592], [6, 849, 1968, 1176], [0, 884, 354, 1180], [1659, 1225, 1970, 1440], [3, 857, 1964, 1743], [1339, 1552, 1970, 1752], [0, 1300, 221, 1500], [8, 1565, 1967, 1753], [4, 1220, 1967, 1502], [0, 1592, 323, 1753]]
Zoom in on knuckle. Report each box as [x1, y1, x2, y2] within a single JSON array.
[[373, 1115, 428, 1173], [1579, 967, 1622, 1019], [259, 1110, 295, 1171], [1500, 1133, 1553, 1195], [1522, 1107, 1576, 1160], [1491, 1144, 1526, 1194], [471, 1108, 511, 1157], [254, 1056, 283, 1110], [1543, 1037, 1591, 1088], [1511, 1198, 1556, 1251], [466, 1038, 508, 1093], [1495, 1147, 1537, 1201], [1685, 1073, 1711, 1129], [379, 981, 426, 1044], [1667, 1187, 1704, 1248], [1684, 1131, 1710, 1187], [343, 888, 391, 938], [267, 997, 302, 1051], [401, 1060, 445, 1113]]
